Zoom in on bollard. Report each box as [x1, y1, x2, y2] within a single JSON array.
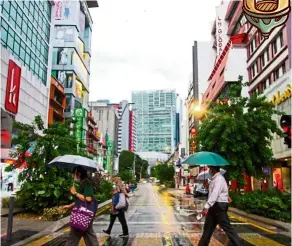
[[6, 196, 14, 242]]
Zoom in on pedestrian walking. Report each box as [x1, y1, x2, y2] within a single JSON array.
[[62, 166, 99, 246], [186, 183, 191, 195], [7, 175, 13, 191], [198, 166, 242, 246], [103, 186, 129, 237]]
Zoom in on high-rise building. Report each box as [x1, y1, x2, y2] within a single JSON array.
[[89, 101, 119, 173], [132, 90, 177, 155], [186, 41, 214, 154], [129, 110, 136, 152], [175, 95, 183, 146], [245, 5, 291, 192], [116, 100, 130, 154], [51, 0, 98, 143], [1, 0, 55, 159]]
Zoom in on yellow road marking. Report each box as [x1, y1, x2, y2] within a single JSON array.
[[26, 235, 54, 246], [26, 204, 111, 246], [229, 215, 277, 234], [163, 233, 173, 246], [240, 234, 285, 246]]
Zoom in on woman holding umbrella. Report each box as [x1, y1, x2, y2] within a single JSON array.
[[62, 166, 99, 246]]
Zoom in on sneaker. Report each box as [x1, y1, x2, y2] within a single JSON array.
[[119, 234, 129, 237], [103, 230, 110, 235]]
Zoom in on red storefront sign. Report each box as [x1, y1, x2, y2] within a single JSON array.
[[5, 60, 21, 114]]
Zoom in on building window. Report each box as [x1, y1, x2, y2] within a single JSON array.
[[0, 0, 51, 85], [279, 32, 284, 47], [265, 50, 270, 64], [261, 54, 265, 67], [274, 68, 280, 80], [273, 40, 278, 54], [282, 62, 286, 74], [251, 65, 255, 78], [250, 39, 255, 53]]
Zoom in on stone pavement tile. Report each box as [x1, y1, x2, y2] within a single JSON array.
[[187, 233, 225, 246], [131, 233, 163, 246]]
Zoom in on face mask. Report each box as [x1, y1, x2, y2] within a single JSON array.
[[209, 169, 213, 177]]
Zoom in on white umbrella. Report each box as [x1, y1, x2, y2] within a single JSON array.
[[97, 164, 105, 172], [48, 155, 99, 172], [196, 168, 226, 181]]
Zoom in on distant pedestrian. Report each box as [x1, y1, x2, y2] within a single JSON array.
[[198, 166, 242, 246], [62, 166, 99, 246], [103, 186, 129, 237], [186, 183, 191, 195], [7, 175, 13, 191]]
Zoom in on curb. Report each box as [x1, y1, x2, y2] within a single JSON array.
[[228, 207, 291, 232], [11, 199, 112, 246]]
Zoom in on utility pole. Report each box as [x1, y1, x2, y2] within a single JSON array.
[[139, 162, 144, 181], [133, 154, 136, 180]]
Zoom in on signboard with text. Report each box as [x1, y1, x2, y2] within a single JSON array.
[[74, 108, 85, 143], [5, 60, 21, 114], [215, 2, 229, 60]]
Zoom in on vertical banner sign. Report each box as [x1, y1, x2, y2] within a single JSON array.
[[5, 60, 21, 114], [215, 2, 229, 60], [74, 108, 85, 143], [107, 141, 113, 174]]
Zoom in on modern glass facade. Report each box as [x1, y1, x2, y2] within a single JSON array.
[[1, 0, 51, 84], [132, 90, 176, 154]]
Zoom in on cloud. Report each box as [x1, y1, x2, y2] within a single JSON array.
[[89, 0, 222, 103]]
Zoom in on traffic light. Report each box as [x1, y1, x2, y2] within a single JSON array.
[[280, 115, 291, 148]]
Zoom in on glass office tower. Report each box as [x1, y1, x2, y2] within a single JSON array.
[[132, 90, 176, 155]]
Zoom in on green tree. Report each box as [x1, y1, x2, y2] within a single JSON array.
[[151, 164, 174, 184], [195, 76, 283, 182], [7, 116, 88, 213], [118, 151, 149, 181]]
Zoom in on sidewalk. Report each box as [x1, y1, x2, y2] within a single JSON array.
[[1, 215, 55, 246]]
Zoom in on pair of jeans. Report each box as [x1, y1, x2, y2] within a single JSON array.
[[106, 211, 129, 235], [198, 202, 242, 246], [65, 220, 99, 246]]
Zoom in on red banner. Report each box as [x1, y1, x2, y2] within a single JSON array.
[[5, 60, 21, 114]]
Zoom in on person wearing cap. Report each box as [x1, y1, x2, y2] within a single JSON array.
[[198, 166, 241, 246]]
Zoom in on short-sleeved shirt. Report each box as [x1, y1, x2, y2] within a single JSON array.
[[78, 179, 94, 197]]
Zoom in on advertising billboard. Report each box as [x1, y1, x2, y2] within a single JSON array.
[[5, 60, 21, 115], [74, 108, 85, 143]]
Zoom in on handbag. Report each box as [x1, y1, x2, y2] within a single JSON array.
[[115, 193, 129, 211], [70, 201, 94, 232]]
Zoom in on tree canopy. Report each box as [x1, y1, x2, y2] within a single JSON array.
[[7, 116, 88, 212], [118, 150, 149, 181], [194, 76, 283, 182]]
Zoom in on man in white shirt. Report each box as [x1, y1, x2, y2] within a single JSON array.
[[198, 166, 241, 246]]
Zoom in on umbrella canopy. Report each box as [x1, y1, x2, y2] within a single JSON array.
[[182, 151, 230, 166], [49, 155, 99, 172], [197, 168, 226, 181]]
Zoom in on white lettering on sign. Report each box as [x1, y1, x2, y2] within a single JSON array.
[[217, 16, 223, 55], [9, 68, 16, 105]]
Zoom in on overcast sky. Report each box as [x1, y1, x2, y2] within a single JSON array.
[[89, 0, 222, 103]]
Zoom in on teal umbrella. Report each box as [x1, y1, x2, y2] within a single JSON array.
[[183, 151, 230, 167]]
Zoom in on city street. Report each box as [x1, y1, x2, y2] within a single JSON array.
[[36, 183, 290, 246]]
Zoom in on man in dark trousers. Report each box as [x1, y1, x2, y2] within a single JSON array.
[[198, 166, 242, 246]]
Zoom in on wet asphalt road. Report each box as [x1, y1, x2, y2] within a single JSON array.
[[91, 183, 291, 246]]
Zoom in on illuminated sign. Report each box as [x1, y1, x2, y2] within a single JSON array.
[[270, 84, 291, 105]]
